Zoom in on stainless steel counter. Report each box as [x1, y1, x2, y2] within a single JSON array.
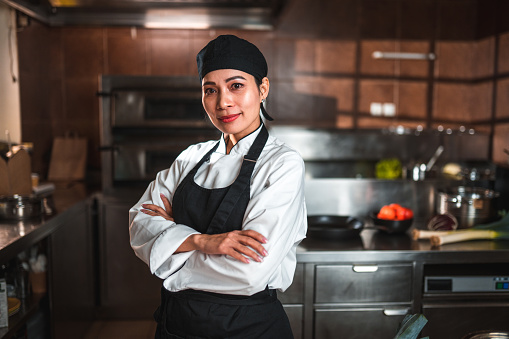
[[297, 228, 509, 264]]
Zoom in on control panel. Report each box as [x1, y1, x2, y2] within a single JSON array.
[[425, 276, 509, 293]]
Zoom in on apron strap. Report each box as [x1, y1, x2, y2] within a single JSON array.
[[173, 141, 219, 199], [206, 125, 269, 235]]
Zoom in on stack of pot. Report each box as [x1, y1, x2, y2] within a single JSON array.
[[436, 186, 500, 229]]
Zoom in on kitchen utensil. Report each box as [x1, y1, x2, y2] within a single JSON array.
[[406, 145, 444, 181], [0, 195, 43, 220], [462, 331, 509, 339], [436, 186, 499, 229], [307, 215, 364, 240], [425, 145, 444, 172], [369, 211, 413, 234]]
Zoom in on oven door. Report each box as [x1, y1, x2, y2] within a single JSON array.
[[111, 89, 210, 128]]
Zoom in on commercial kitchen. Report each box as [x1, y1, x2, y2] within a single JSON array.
[[1, 0, 509, 338]]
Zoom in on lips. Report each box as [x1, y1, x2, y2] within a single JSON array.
[[218, 114, 241, 123]]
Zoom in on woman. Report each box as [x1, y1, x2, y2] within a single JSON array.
[[129, 34, 307, 339]]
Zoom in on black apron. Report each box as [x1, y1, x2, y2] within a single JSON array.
[[154, 125, 293, 339]]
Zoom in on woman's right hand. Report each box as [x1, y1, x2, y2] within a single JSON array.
[[181, 230, 268, 264]]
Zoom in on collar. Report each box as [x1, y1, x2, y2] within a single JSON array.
[[217, 124, 264, 155]]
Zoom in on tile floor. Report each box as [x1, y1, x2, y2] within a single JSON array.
[[84, 320, 157, 339]]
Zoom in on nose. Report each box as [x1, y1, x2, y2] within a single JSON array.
[[217, 90, 233, 110]]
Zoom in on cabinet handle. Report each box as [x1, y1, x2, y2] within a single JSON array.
[[352, 265, 378, 273], [383, 308, 409, 316]]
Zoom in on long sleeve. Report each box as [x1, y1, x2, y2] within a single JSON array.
[[129, 141, 215, 279], [129, 130, 307, 295], [164, 148, 307, 295]]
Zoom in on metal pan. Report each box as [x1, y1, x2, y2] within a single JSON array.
[[307, 215, 364, 240]]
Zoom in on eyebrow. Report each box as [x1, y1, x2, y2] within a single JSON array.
[[202, 75, 247, 87]]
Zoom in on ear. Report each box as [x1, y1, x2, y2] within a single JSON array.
[[260, 77, 270, 100]]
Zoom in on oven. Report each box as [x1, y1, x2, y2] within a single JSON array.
[[99, 75, 219, 192]]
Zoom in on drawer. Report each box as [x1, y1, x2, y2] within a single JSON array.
[[279, 263, 304, 304], [315, 263, 413, 303], [314, 306, 410, 339]]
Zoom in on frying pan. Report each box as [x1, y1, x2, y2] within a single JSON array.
[[307, 215, 364, 240]]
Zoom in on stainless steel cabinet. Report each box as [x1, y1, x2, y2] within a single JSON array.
[[280, 263, 305, 339], [314, 307, 409, 339], [315, 264, 413, 303], [422, 303, 509, 338], [97, 197, 161, 318], [312, 263, 413, 339]]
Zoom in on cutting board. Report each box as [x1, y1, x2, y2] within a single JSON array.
[[0, 150, 32, 196], [7, 149, 32, 195], [0, 157, 10, 196]]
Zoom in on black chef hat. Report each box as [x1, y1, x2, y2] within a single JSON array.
[[197, 35, 273, 121]]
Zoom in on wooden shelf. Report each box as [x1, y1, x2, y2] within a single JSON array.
[[0, 293, 45, 339]]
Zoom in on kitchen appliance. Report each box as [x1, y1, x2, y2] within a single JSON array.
[[436, 186, 500, 228], [99, 75, 220, 192]]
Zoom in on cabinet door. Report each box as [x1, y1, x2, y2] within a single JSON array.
[[99, 200, 162, 318], [50, 199, 96, 337], [315, 264, 413, 303], [422, 303, 509, 339], [314, 307, 409, 339]]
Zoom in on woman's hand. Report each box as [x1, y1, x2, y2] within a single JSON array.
[[184, 230, 268, 264], [141, 194, 174, 221]]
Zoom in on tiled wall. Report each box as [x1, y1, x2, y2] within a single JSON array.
[[16, 0, 509, 178]]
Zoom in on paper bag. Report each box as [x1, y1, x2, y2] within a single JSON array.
[[48, 135, 87, 181]]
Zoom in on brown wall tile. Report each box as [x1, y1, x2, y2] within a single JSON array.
[[496, 78, 509, 118], [150, 36, 193, 76], [473, 37, 495, 78], [399, 41, 431, 78], [498, 32, 509, 74], [360, 40, 397, 76], [435, 41, 475, 79], [434, 83, 472, 121], [315, 40, 356, 74], [62, 28, 104, 79], [106, 28, 149, 75], [398, 81, 428, 119], [469, 82, 493, 122], [493, 123, 509, 165], [359, 79, 395, 113], [434, 82, 493, 122]]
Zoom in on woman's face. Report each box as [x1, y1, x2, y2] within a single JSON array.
[[202, 69, 269, 143]]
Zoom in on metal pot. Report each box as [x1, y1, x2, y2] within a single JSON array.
[[462, 331, 509, 339], [436, 186, 499, 229], [0, 195, 44, 220]]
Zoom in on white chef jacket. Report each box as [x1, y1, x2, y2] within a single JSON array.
[[129, 125, 307, 296]]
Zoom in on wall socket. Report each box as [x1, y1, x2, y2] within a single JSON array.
[[370, 102, 396, 116]]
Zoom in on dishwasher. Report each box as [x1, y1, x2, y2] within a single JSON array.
[[421, 263, 509, 339]]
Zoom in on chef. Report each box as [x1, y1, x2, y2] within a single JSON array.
[[129, 34, 307, 339]]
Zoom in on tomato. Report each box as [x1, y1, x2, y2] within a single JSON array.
[[377, 205, 396, 220], [403, 208, 414, 220], [377, 204, 414, 220]]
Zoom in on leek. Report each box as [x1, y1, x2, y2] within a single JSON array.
[[415, 213, 509, 246]]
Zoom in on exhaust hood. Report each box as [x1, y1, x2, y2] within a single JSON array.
[[1, 0, 288, 30]]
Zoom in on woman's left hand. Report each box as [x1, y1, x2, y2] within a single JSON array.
[[141, 194, 174, 221]]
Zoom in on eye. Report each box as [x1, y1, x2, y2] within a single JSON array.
[[231, 83, 244, 90], [203, 87, 216, 95]]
